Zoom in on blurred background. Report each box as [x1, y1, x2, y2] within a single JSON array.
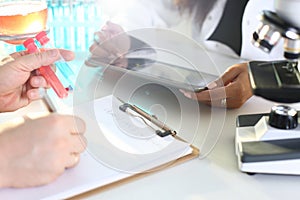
[[0, 0, 104, 54], [47, 0, 102, 52]]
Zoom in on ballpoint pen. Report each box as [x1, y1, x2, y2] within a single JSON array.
[[117, 97, 177, 137], [39, 88, 56, 113]]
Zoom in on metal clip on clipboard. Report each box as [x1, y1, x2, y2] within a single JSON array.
[[117, 97, 177, 137]]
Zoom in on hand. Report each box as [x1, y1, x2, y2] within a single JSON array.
[[0, 114, 86, 188], [86, 21, 130, 68], [0, 49, 75, 112], [181, 63, 253, 108]]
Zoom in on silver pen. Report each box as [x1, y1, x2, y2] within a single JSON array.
[[40, 88, 56, 113], [117, 97, 177, 137]]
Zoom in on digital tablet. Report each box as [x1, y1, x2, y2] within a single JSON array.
[[86, 36, 218, 92]]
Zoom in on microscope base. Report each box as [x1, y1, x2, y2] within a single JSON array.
[[235, 113, 300, 175], [237, 155, 300, 175]]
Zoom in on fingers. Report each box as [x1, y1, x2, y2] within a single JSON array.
[[89, 43, 112, 59], [8, 49, 74, 72], [67, 115, 87, 153], [180, 63, 252, 109], [113, 57, 128, 68], [30, 76, 48, 88], [65, 116, 87, 169], [90, 22, 129, 62], [180, 88, 226, 103], [51, 114, 86, 169], [210, 63, 248, 88], [71, 134, 87, 153], [9, 51, 27, 59], [0, 55, 14, 65], [102, 21, 124, 37], [64, 131, 86, 169], [58, 49, 75, 61], [9, 49, 59, 72], [92, 32, 122, 58], [181, 81, 252, 109], [69, 115, 86, 135], [45, 113, 87, 148], [27, 88, 43, 100], [26, 75, 50, 100], [65, 152, 81, 169]]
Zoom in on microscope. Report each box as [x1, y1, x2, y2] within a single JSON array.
[[235, 0, 300, 175]]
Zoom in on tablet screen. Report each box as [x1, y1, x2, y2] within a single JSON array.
[[86, 36, 218, 92], [125, 58, 217, 92]]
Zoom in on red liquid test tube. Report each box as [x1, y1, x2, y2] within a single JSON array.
[[23, 38, 68, 98], [35, 31, 75, 90]]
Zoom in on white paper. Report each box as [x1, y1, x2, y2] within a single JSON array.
[[0, 95, 192, 199]]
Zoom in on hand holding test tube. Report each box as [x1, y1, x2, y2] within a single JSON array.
[[35, 31, 76, 90], [23, 38, 68, 98]]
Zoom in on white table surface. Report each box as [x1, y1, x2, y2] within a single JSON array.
[[1, 46, 300, 200], [69, 49, 300, 200]]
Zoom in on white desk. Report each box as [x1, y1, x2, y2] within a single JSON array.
[[1, 44, 300, 200], [63, 48, 300, 200]]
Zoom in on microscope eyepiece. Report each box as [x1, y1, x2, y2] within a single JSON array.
[[252, 10, 300, 61], [252, 11, 283, 53], [252, 30, 278, 53]]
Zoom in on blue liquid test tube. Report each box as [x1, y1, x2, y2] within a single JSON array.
[[35, 31, 75, 90]]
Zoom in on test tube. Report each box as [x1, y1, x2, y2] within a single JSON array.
[[23, 38, 68, 98], [35, 31, 76, 89]]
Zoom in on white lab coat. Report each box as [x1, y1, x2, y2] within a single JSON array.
[[100, 0, 284, 61]]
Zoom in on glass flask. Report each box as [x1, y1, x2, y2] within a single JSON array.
[[0, 0, 48, 45]]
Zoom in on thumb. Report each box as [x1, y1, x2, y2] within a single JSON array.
[[12, 49, 60, 72], [210, 64, 246, 88]]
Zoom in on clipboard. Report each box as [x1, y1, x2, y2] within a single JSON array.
[[72, 144, 199, 199], [69, 95, 200, 199], [0, 95, 199, 200]]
